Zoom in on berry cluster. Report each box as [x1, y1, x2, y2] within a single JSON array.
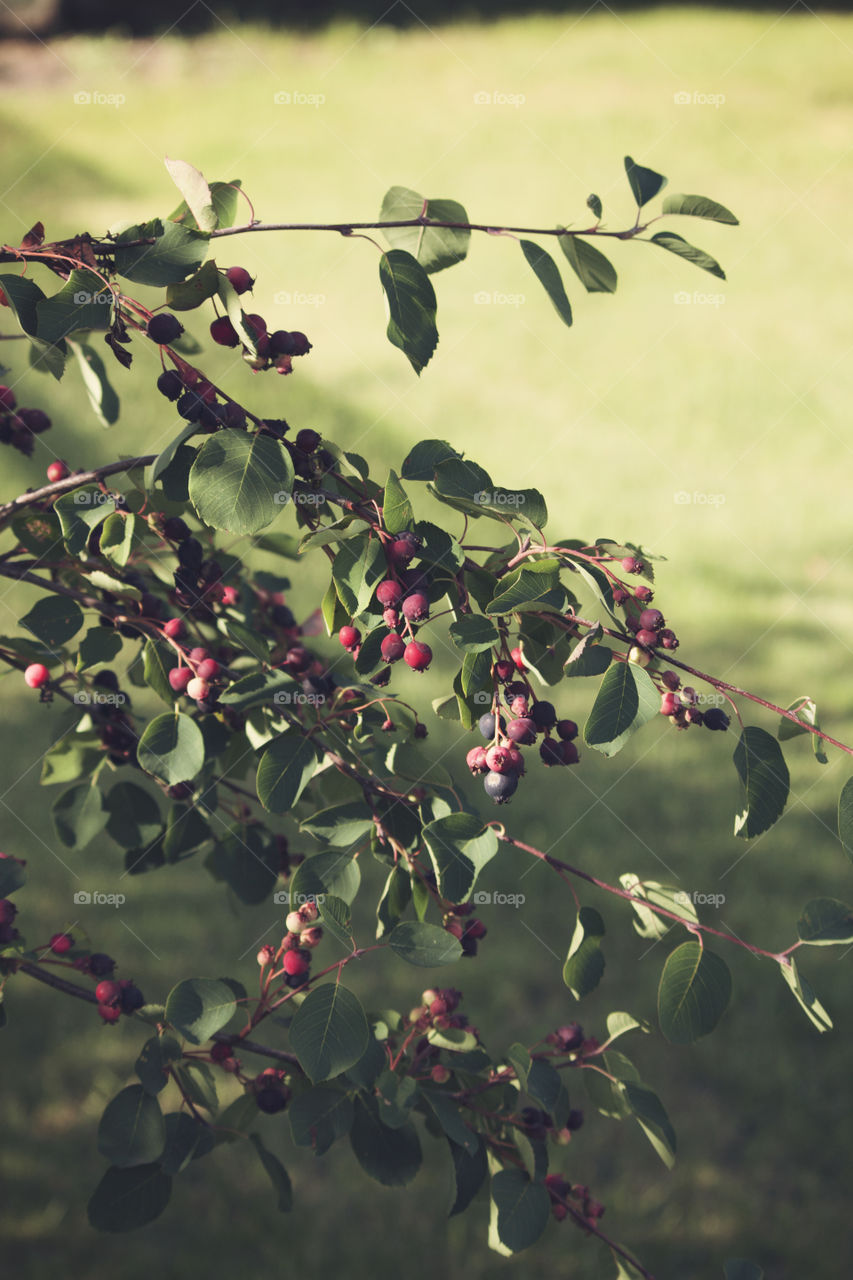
[[469, 676, 580, 805], [0, 896, 19, 945], [544, 1173, 604, 1225], [94, 977, 145, 1024], [337, 530, 435, 674], [442, 904, 487, 957], [257, 898, 323, 990], [658, 671, 731, 732], [0, 384, 51, 456], [168, 645, 227, 712], [406, 986, 470, 1035]]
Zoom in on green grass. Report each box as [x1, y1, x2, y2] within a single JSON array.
[[1, 9, 852, 1279]]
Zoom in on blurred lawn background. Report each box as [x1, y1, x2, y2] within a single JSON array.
[[1, 8, 852, 1278]]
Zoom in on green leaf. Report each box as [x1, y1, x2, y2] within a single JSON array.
[[379, 248, 438, 374], [165, 259, 220, 310], [162, 803, 210, 863], [350, 1095, 422, 1186], [97, 1086, 166, 1168], [733, 726, 789, 838], [290, 983, 370, 1083], [777, 697, 827, 764], [20, 595, 83, 648], [135, 1034, 182, 1095], [0, 271, 47, 335], [380, 186, 471, 273], [620, 1081, 677, 1168], [52, 782, 108, 850], [290, 1086, 354, 1155], [650, 232, 725, 280], [87, 1165, 172, 1233], [205, 826, 279, 905], [142, 639, 178, 706], [723, 1260, 764, 1280], [36, 269, 113, 344], [422, 812, 498, 903], [136, 712, 204, 786], [164, 977, 237, 1045], [69, 339, 120, 425], [12, 511, 63, 558], [170, 178, 242, 231], [562, 906, 606, 999], [839, 777, 853, 863], [164, 157, 217, 232], [584, 662, 659, 757], [559, 234, 617, 293], [331, 533, 386, 617], [779, 957, 832, 1032], [624, 155, 667, 206], [105, 782, 162, 849], [160, 1113, 207, 1174], [422, 1090, 478, 1155], [290, 851, 361, 907], [448, 614, 500, 653], [658, 941, 732, 1044], [382, 469, 414, 534], [519, 239, 572, 327], [619, 874, 699, 940], [400, 438, 461, 481], [256, 733, 317, 814], [586, 193, 602, 219], [249, 1134, 292, 1211], [490, 1168, 550, 1253], [388, 921, 463, 967], [99, 512, 139, 568], [486, 566, 563, 616], [301, 801, 374, 847], [796, 898, 853, 946], [189, 430, 292, 535], [150, 422, 201, 488], [448, 1134, 487, 1216], [41, 732, 101, 786], [564, 638, 612, 678], [53, 486, 110, 557], [114, 218, 210, 286], [662, 193, 738, 225], [605, 1010, 651, 1046]]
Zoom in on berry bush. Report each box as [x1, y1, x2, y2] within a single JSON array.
[[0, 155, 845, 1280]]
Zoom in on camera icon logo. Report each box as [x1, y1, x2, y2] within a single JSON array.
[[273, 891, 289, 905], [472, 890, 491, 905], [473, 691, 491, 705], [74, 91, 92, 105], [73, 891, 92, 904]]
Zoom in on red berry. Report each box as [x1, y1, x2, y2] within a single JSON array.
[[389, 535, 418, 566], [639, 608, 664, 632], [244, 313, 267, 337], [635, 628, 659, 648], [210, 1041, 233, 1063], [493, 659, 514, 683], [382, 607, 399, 629], [24, 663, 50, 689], [210, 316, 240, 347], [163, 618, 184, 639], [376, 580, 403, 608], [381, 633, 406, 663], [225, 266, 254, 294], [95, 979, 122, 1005], [466, 746, 489, 775], [539, 738, 565, 767], [635, 586, 653, 603], [196, 658, 220, 681], [98, 1003, 122, 1024], [510, 696, 529, 717], [0, 385, 16, 410], [189, 647, 209, 663], [186, 677, 210, 701], [46, 460, 69, 483], [338, 625, 360, 651], [404, 641, 432, 672], [49, 932, 73, 954], [221, 586, 239, 607], [283, 949, 310, 977], [430, 1064, 451, 1084], [505, 746, 525, 774], [485, 744, 512, 774], [659, 628, 679, 650], [560, 741, 580, 765], [621, 556, 643, 574], [401, 592, 429, 623], [168, 667, 192, 694], [510, 646, 525, 672], [662, 670, 680, 691], [612, 588, 628, 606]]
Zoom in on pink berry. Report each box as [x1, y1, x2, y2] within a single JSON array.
[[389, 536, 418, 566], [257, 945, 275, 967], [299, 901, 319, 924], [338, 625, 360, 651], [49, 932, 73, 954], [221, 586, 239, 607], [46, 460, 69, 483], [635, 628, 659, 648], [510, 696, 529, 717], [98, 1003, 122, 1024], [493, 660, 514, 683], [404, 641, 432, 672], [376, 580, 403, 608], [95, 979, 122, 1005], [382, 607, 399, 629], [506, 717, 536, 745], [163, 618, 184, 639], [621, 557, 643, 574], [168, 667, 192, 694], [283, 949, 310, 977], [430, 1064, 451, 1084], [660, 692, 678, 716], [186, 677, 210, 701], [301, 926, 323, 948], [401, 592, 429, 623], [225, 266, 254, 294], [485, 744, 512, 774], [210, 316, 240, 347], [0, 385, 16, 410], [24, 663, 49, 689], [381, 633, 406, 664], [196, 658, 220, 681], [639, 608, 664, 632], [189, 647, 209, 663], [466, 746, 489, 775], [635, 586, 653, 603], [510, 646, 525, 672]]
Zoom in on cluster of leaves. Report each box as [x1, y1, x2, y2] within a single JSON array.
[[0, 157, 843, 1280]]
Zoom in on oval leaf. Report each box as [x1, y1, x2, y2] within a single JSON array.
[[559, 234, 617, 293], [256, 733, 317, 814], [189, 430, 293, 535], [88, 1164, 172, 1233], [624, 155, 667, 207], [388, 921, 463, 967], [662, 193, 738, 225], [650, 231, 725, 280], [491, 1168, 550, 1253], [733, 726, 789, 839], [796, 897, 853, 946], [658, 941, 731, 1044], [562, 906, 606, 999], [838, 776, 853, 862], [350, 1095, 422, 1186], [97, 1086, 166, 1168], [379, 248, 438, 375], [136, 712, 204, 786], [290, 983, 369, 1083], [165, 977, 237, 1045], [584, 662, 659, 757], [520, 239, 572, 328]]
